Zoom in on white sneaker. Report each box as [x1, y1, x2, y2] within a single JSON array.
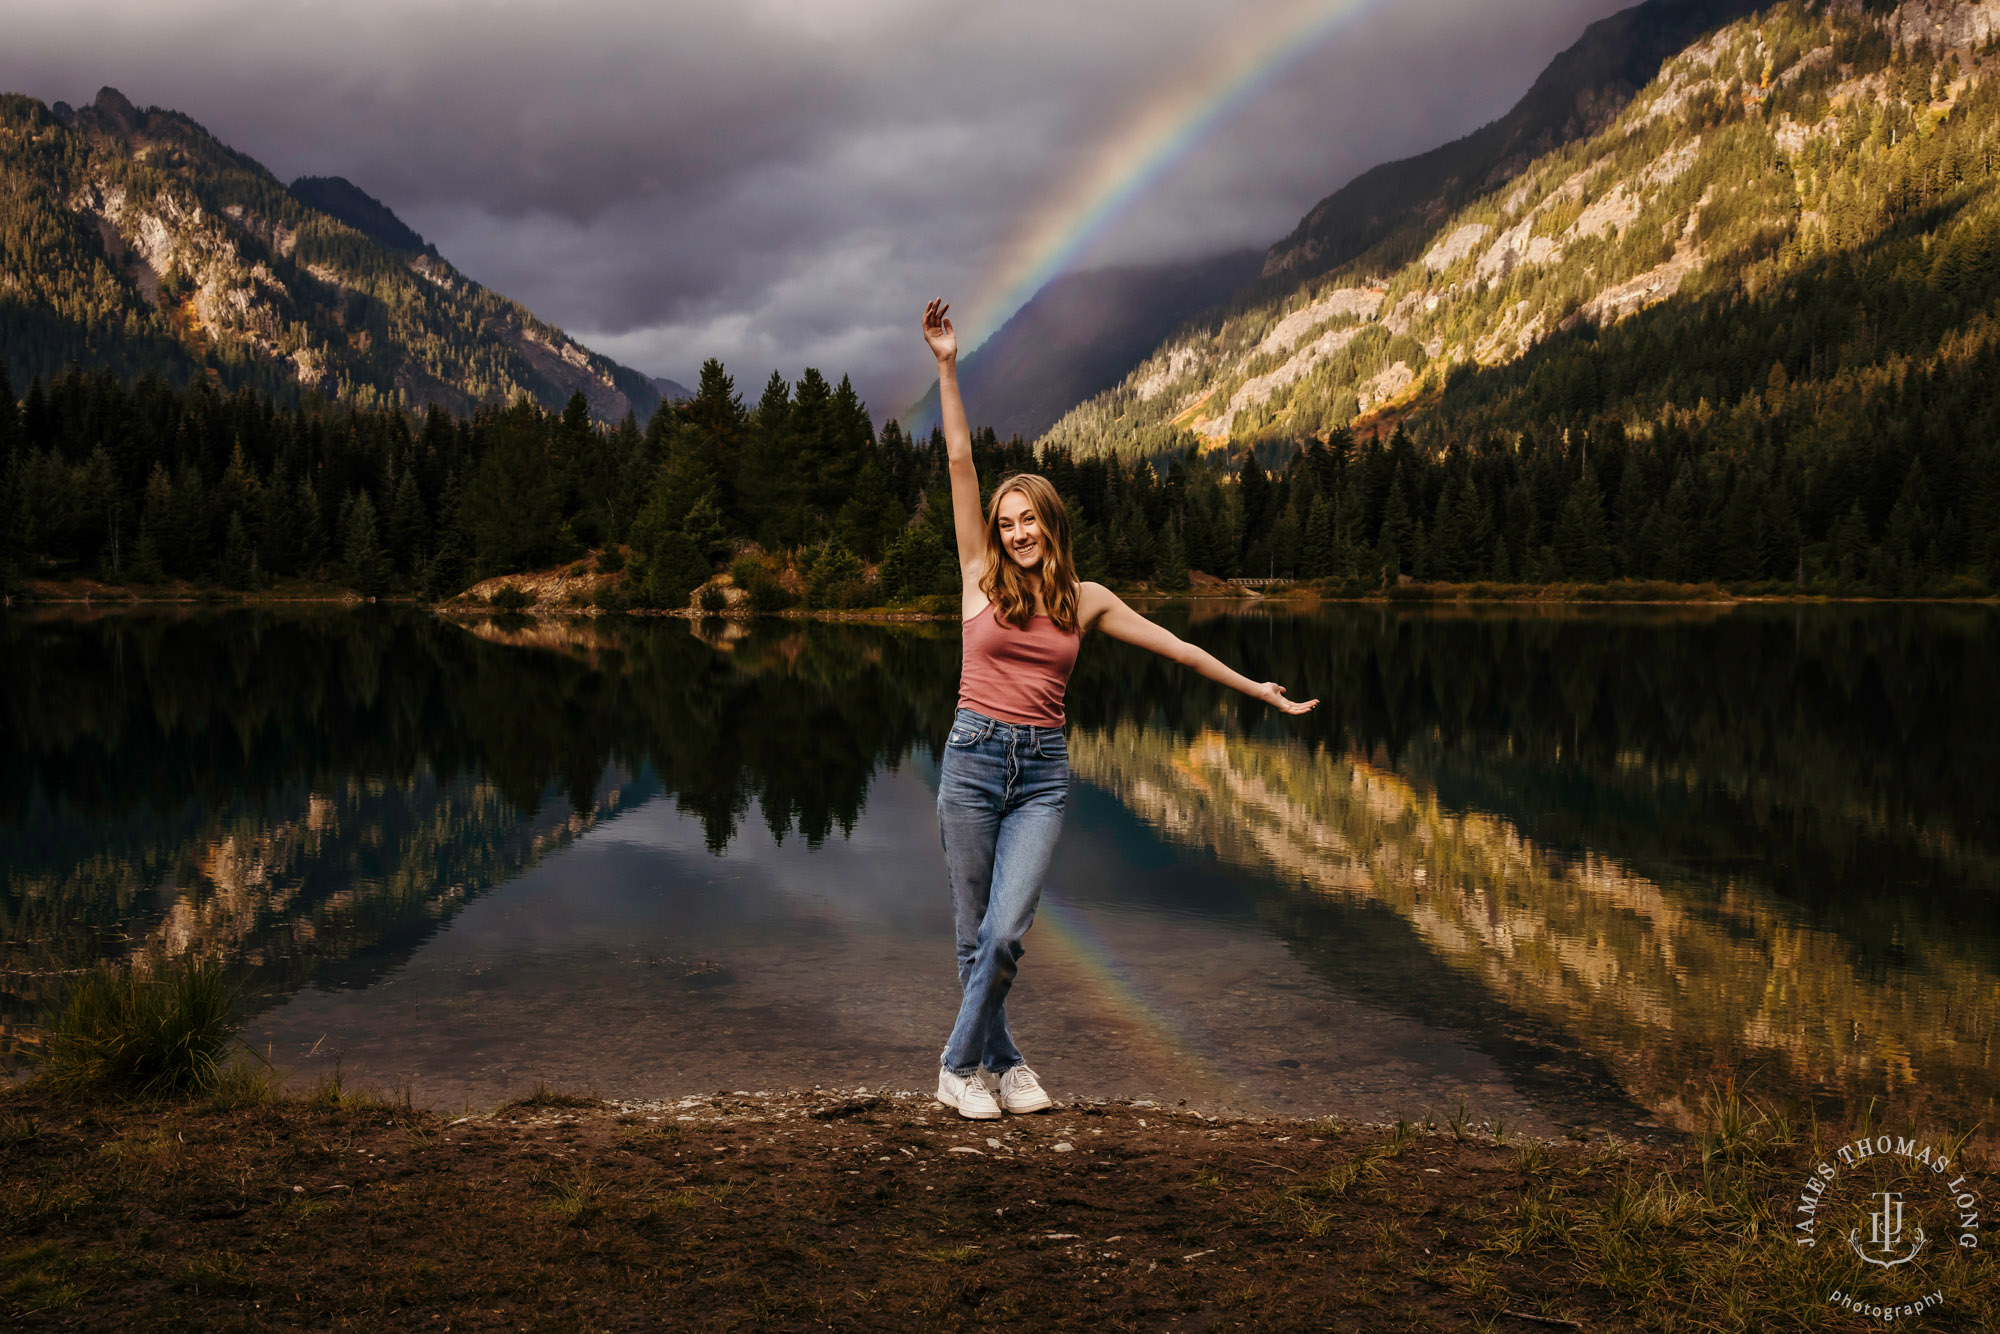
[[984, 1063, 1053, 1114], [936, 1067, 1001, 1120]]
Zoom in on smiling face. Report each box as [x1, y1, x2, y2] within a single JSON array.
[[995, 487, 1045, 572]]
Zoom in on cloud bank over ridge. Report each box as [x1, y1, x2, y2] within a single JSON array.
[[6, 0, 1631, 417]]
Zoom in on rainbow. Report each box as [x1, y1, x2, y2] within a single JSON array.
[[1031, 894, 1239, 1100], [964, 0, 1390, 347]]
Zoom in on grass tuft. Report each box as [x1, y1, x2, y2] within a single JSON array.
[[39, 959, 241, 1100], [0, 1114, 40, 1149], [542, 1169, 605, 1226], [499, 1081, 602, 1113]]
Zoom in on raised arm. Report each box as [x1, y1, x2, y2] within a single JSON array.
[[923, 299, 987, 599], [1080, 583, 1318, 714]]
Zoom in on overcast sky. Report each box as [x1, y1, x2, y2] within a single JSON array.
[[10, 0, 1634, 417]]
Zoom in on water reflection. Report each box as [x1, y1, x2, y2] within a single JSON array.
[[3, 603, 1995, 1133]]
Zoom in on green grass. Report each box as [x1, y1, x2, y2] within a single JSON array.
[[39, 960, 241, 1100], [498, 1081, 602, 1113], [0, 1114, 40, 1149], [540, 1169, 605, 1226]]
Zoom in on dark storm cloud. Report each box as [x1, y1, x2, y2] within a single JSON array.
[[8, 0, 1635, 416]]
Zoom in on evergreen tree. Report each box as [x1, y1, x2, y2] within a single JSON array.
[[341, 490, 391, 597], [833, 459, 904, 561], [1303, 495, 1335, 578], [879, 523, 955, 602], [464, 398, 560, 575], [1657, 464, 1696, 581], [684, 359, 748, 524], [387, 467, 427, 575], [425, 471, 472, 600], [296, 477, 327, 579], [1883, 458, 1933, 593], [1237, 453, 1270, 562], [165, 460, 209, 578], [635, 531, 712, 610], [805, 538, 865, 609], [1554, 469, 1613, 582], [1333, 479, 1367, 578], [221, 511, 256, 589], [1378, 471, 1415, 577], [136, 464, 172, 582], [1072, 517, 1109, 582], [129, 513, 164, 584], [740, 371, 805, 547], [1716, 465, 1769, 582], [1154, 518, 1190, 591]]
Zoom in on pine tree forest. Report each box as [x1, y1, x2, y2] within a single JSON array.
[[6, 2, 2000, 605]]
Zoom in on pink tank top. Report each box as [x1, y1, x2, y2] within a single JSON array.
[[958, 601, 1082, 727]]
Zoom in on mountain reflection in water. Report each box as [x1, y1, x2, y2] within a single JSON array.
[[2, 604, 1994, 1133]]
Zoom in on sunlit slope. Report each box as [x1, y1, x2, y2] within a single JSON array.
[[1070, 723, 2000, 1129], [1043, 0, 2000, 458], [0, 88, 660, 422]]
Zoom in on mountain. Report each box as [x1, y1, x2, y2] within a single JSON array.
[[1, 86, 662, 424], [903, 248, 1264, 441], [652, 374, 693, 401], [286, 175, 428, 253], [1042, 0, 2000, 461], [1261, 0, 1767, 284], [937, 0, 1762, 444]]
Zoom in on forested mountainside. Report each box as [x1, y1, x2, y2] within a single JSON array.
[[1048, 0, 2000, 460], [0, 87, 662, 423], [1262, 0, 1766, 287], [919, 0, 1760, 447]]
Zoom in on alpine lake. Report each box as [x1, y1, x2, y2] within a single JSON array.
[[4, 599, 1996, 1146]]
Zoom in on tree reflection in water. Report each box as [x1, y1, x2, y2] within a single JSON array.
[[3, 603, 1994, 1129]]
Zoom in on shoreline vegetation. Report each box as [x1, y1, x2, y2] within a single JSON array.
[[10, 570, 1999, 617], [4, 963, 1996, 1331]]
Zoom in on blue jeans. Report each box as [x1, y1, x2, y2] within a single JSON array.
[[936, 706, 1069, 1077]]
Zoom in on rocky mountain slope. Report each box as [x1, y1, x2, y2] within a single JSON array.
[[1042, 0, 2000, 460], [1261, 0, 1766, 286], [936, 0, 1760, 443], [0, 87, 663, 423]]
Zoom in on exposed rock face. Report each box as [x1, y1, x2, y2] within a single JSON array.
[[1421, 224, 1492, 273], [0, 87, 662, 423], [1876, 0, 2000, 48], [1262, 0, 1766, 281], [1196, 323, 1370, 441], [1248, 287, 1384, 360]]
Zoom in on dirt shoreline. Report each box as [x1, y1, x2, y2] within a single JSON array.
[[11, 1075, 1993, 1331], [1, 1079, 1666, 1331]]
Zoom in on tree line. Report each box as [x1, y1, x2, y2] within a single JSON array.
[[3, 336, 1997, 606]]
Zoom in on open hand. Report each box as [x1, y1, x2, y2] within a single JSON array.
[[1259, 682, 1318, 715], [923, 298, 957, 364]]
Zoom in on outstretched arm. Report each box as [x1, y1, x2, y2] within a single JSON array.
[[923, 299, 987, 595], [1081, 584, 1317, 714]]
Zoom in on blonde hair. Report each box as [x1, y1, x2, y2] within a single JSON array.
[[981, 473, 1080, 633]]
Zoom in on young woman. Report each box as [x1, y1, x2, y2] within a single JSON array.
[[922, 297, 1318, 1121]]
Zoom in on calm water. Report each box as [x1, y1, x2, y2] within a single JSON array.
[[4, 602, 1996, 1139]]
